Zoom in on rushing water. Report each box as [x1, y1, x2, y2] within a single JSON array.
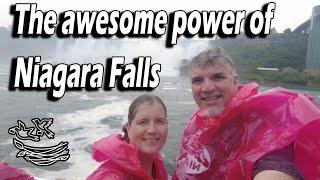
[[0, 59, 319, 179], [1, 67, 319, 179]]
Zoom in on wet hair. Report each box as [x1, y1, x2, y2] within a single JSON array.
[[189, 46, 236, 75], [122, 94, 167, 142]]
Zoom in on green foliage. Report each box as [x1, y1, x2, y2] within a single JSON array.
[[239, 71, 320, 85], [210, 33, 308, 71], [178, 32, 318, 86], [283, 28, 292, 34]]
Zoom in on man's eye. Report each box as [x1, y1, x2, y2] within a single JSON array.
[[213, 76, 224, 80], [137, 121, 147, 125]]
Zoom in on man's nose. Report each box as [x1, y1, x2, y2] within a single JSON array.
[[201, 79, 216, 92]]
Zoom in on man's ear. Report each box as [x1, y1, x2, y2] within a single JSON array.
[[233, 75, 238, 85]]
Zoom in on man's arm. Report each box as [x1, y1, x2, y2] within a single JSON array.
[[254, 170, 296, 180], [253, 143, 304, 180]]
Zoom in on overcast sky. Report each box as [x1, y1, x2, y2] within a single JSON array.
[[1, 0, 319, 32]]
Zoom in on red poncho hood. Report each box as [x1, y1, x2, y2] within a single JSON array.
[[88, 134, 168, 180], [0, 162, 34, 180]]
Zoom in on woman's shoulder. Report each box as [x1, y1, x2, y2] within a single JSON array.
[[91, 133, 132, 162], [154, 153, 169, 180]]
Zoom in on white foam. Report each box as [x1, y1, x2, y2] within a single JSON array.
[[103, 95, 120, 102], [163, 82, 172, 85], [53, 39, 209, 76], [68, 92, 83, 97], [0, 67, 8, 75], [51, 100, 130, 126], [162, 86, 176, 90], [78, 94, 121, 102], [178, 101, 195, 105], [79, 94, 96, 101], [67, 91, 121, 102], [19, 100, 131, 179], [24, 152, 99, 179], [0, 139, 12, 145], [34, 177, 48, 180]]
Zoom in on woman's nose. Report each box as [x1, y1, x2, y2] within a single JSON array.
[[146, 123, 157, 134]]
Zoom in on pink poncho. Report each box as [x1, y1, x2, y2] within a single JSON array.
[[88, 134, 168, 180]]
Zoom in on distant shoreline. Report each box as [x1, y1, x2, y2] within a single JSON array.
[[238, 71, 320, 91], [239, 78, 320, 92], [175, 74, 320, 92]]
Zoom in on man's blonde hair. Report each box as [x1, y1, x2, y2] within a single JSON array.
[[189, 46, 236, 75]]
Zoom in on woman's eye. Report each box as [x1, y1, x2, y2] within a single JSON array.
[[156, 119, 166, 124], [192, 79, 202, 84]]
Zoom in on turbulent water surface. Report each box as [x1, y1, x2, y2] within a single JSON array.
[[0, 63, 319, 179]]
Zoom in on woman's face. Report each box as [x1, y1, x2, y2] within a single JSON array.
[[126, 102, 168, 156]]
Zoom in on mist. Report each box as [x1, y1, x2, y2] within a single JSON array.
[[53, 38, 209, 76]]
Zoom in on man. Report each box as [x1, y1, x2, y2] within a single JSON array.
[[173, 47, 320, 179]]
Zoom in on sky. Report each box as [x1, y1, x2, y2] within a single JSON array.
[[0, 0, 319, 33]]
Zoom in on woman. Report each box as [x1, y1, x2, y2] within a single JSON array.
[[88, 94, 168, 180]]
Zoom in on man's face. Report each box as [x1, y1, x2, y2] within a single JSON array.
[[190, 62, 238, 117]]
